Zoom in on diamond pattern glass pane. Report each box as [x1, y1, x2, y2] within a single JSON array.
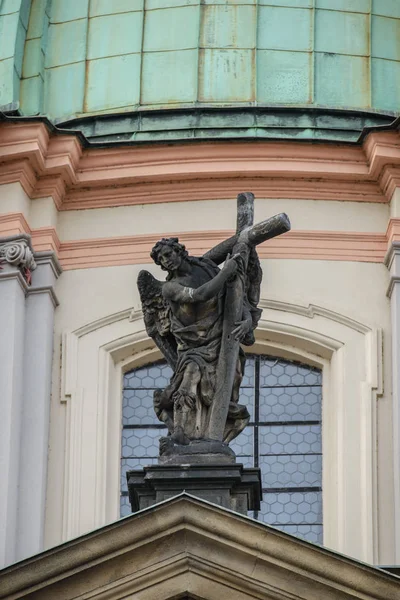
[[124, 363, 173, 389], [259, 425, 321, 455], [120, 355, 323, 545], [122, 389, 160, 425], [259, 386, 321, 422], [260, 454, 322, 488], [229, 425, 254, 456], [242, 355, 255, 387], [239, 386, 254, 421], [260, 357, 321, 387], [121, 428, 165, 458], [259, 491, 323, 525], [275, 524, 323, 544], [120, 494, 131, 518]]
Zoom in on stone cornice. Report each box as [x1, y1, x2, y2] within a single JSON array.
[[0, 269, 29, 293], [34, 250, 62, 278], [386, 276, 400, 298], [383, 241, 400, 297], [0, 495, 397, 600], [1, 122, 400, 210], [383, 240, 400, 270], [27, 285, 59, 308], [0, 233, 33, 250]]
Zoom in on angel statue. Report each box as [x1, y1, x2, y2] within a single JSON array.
[[138, 193, 290, 460]]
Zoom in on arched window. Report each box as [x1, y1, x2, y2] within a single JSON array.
[[121, 355, 322, 543]]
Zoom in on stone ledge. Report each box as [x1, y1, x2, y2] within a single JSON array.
[[127, 463, 262, 516]]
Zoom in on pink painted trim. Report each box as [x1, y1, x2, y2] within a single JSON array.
[[59, 229, 387, 270], [0, 212, 31, 236], [1, 123, 400, 209], [31, 227, 61, 253], [0, 212, 61, 253], [0, 212, 394, 268]]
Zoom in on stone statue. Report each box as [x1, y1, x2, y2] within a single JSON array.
[[138, 193, 290, 462]]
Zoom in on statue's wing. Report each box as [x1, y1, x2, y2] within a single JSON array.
[[246, 247, 263, 331], [137, 270, 178, 369]]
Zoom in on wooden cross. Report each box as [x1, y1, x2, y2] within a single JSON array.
[[208, 192, 291, 441]]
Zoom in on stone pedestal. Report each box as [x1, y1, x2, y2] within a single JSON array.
[[127, 463, 262, 515]]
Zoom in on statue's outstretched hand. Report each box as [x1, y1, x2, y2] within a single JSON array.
[[232, 319, 252, 342], [223, 253, 241, 277]]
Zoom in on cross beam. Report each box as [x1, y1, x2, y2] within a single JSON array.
[[208, 193, 290, 441]]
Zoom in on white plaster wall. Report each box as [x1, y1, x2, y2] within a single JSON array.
[[45, 253, 394, 564], [29, 197, 58, 229], [0, 183, 396, 564], [0, 183, 393, 562], [0, 183, 58, 231], [56, 198, 389, 241], [0, 183, 31, 216]]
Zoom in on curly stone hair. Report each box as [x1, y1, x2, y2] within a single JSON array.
[[150, 237, 189, 270]]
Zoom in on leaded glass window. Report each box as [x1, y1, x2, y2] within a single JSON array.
[[121, 355, 322, 544]]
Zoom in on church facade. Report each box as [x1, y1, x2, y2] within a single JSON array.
[[1, 0, 400, 590]]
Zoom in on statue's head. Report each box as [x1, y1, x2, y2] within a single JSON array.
[[151, 237, 189, 272]]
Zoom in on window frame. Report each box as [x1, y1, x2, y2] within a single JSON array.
[[58, 306, 381, 563], [120, 354, 323, 543]]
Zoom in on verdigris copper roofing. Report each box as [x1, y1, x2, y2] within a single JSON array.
[[1, 0, 400, 142]]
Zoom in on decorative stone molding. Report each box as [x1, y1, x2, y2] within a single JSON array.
[[0, 239, 35, 269], [1, 495, 399, 600], [0, 234, 36, 283], [58, 229, 387, 270], [1, 123, 400, 210], [0, 213, 392, 270], [384, 241, 400, 297], [58, 301, 382, 563]]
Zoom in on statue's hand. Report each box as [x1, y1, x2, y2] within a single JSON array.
[[223, 253, 241, 277], [231, 319, 252, 342]]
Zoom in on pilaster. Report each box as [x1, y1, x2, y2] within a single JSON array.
[[385, 241, 400, 562], [15, 251, 61, 562], [0, 235, 35, 566]]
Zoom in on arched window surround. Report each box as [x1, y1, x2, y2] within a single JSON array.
[[58, 300, 382, 564]]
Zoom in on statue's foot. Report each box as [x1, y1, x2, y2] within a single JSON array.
[[159, 436, 174, 455], [172, 427, 190, 446], [159, 429, 190, 455]]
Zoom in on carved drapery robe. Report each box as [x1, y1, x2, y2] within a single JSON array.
[[154, 256, 249, 441]]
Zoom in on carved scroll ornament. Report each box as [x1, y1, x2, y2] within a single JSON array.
[[0, 240, 36, 283]]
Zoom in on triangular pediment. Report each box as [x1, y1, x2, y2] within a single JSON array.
[[0, 494, 398, 600]]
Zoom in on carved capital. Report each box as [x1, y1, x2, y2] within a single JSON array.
[[0, 236, 36, 283]]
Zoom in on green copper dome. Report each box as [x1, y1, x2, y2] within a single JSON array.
[[2, 0, 400, 142]]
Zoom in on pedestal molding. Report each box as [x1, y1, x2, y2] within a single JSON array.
[[27, 286, 59, 308], [34, 250, 62, 278], [0, 270, 29, 293]]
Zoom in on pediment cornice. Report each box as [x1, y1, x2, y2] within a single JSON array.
[[0, 495, 398, 600]]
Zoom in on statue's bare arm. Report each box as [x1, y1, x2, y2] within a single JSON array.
[[163, 255, 239, 304]]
